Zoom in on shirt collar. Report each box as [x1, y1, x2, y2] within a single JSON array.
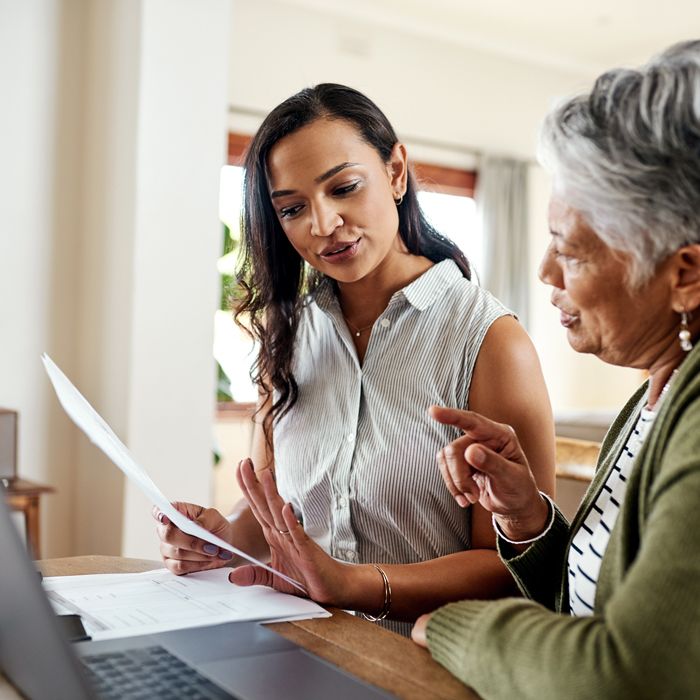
[[400, 259, 464, 311], [312, 258, 465, 313]]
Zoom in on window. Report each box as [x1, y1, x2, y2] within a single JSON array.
[[215, 135, 480, 404]]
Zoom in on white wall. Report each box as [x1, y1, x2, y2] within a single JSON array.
[[1, 0, 84, 557], [227, 0, 592, 159], [227, 0, 646, 415], [2, 0, 232, 559]]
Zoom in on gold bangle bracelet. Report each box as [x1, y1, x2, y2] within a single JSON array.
[[361, 564, 392, 622]]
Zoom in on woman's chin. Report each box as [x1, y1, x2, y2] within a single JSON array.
[[565, 328, 592, 354]]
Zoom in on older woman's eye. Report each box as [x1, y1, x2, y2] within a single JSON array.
[[280, 205, 303, 219], [556, 252, 581, 267]]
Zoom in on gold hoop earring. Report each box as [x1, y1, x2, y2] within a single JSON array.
[[394, 194, 403, 206], [679, 311, 693, 352]]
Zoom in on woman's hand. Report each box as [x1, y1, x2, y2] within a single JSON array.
[[411, 613, 432, 648], [430, 406, 549, 541], [153, 502, 235, 575], [231, 459, 348, 605]]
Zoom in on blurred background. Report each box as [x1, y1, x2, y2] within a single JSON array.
[[2, 0, 697, 561]]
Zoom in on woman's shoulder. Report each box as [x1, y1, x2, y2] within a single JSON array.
[[418, 259, 513, 319], [443, 274, 514, 334]]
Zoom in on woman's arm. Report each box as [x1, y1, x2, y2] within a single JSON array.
[[468, 315, 556, 501], [422, 426, 700, 700]]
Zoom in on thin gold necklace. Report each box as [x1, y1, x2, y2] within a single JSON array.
[[344, 317, 375, 337]]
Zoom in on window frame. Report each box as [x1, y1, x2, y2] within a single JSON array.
[[227, 132, 477, 195]]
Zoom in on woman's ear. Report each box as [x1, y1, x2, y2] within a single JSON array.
[[671, 243, 700, 313], [387, 142, 408, 198]]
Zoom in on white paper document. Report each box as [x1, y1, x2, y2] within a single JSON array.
[[43, 568, 329, 641], [41, 353, 305, 593]]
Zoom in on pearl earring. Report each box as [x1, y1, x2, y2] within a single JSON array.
[[679, 311, 693, 352]]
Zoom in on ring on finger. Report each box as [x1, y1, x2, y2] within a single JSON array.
[[276, 528, 290, 536]]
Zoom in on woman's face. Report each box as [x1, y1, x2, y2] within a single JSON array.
[[266, 117, 406, 284], [538, 198, 675, 368]]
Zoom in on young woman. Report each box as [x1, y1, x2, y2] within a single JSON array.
[[154, 84, 555, 636]]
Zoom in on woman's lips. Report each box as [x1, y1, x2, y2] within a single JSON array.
[[559, 309, 579, 328], [320, 238, 361, 263]]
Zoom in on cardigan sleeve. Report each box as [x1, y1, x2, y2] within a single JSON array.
[[426, 404, 700, 700], [496, 505, 570, 610]]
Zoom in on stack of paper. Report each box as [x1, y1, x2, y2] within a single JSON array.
[[44, 568, 329, 641]]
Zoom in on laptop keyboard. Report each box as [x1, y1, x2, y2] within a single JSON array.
[[80, 645, 236, 699]]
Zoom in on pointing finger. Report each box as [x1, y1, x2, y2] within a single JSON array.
[[429, 406, 499, 437]]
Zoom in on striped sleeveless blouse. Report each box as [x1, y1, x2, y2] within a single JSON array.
[[273, 259, 511, 635]]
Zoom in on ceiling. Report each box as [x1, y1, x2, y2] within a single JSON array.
[[276, 0, 700, 76]]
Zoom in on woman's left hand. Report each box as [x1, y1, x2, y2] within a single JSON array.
[[229, 458, 346, 605], [411, 613, 432, 648]]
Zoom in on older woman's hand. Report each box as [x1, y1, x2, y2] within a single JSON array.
[[230, 458, 349, 604], [430, 406, 550, 542], [152, 502, 235, 575], [411, 613, 432, 648]]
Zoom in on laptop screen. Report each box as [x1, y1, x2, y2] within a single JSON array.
[[0, 491, 94, 699]]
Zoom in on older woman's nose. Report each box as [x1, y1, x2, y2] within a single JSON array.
[[310, 202, 343, 237], [538, 243, 562, 288]]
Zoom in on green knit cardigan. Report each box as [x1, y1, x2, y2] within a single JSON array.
[[426, 342, 700, 700]]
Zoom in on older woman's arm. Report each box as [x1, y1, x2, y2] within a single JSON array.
[[425, 402, 700, 700]]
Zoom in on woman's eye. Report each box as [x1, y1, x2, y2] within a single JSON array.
[[279, 205, 303, 219], [333, 181, 360, 196], [556, 251, 580, 267]]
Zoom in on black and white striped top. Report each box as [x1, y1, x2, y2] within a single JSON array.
[[273, 260, 510, 635], [568, 408, 656, 616]]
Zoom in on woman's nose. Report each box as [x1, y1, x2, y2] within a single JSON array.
[[310, 202, 343, 237], [538, 243, 562, 288]]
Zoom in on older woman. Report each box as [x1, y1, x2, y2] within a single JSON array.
[[412, 40, 700, 699]]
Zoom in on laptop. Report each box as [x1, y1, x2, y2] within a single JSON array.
[[0, 494, 394, 700]]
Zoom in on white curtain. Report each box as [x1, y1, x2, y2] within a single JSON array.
[[476, 156, 530, 329]]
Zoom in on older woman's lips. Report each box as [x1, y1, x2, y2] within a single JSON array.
[[559, 310, 579, 328]]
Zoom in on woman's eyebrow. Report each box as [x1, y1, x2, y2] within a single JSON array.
[[314, 162, 359, 184], [270, 162, 360, 199]]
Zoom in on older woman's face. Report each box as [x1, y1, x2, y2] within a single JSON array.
[[538, 198, 674, 368]]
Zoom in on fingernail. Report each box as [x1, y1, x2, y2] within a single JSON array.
[[159, 513, 169, 526], [218, 550, 233, 560], [456, 494, 469, 508], [471, 447, 485, 466], [203, 544, 218, 555]]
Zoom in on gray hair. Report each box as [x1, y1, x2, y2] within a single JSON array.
[[538, 39, 700, 286]]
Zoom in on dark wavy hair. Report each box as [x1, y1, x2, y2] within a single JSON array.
[[234, 83, 471, 441]]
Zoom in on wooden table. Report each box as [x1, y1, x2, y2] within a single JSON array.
[[3, 478, 54, 559], [0, 556, 479, 700]]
